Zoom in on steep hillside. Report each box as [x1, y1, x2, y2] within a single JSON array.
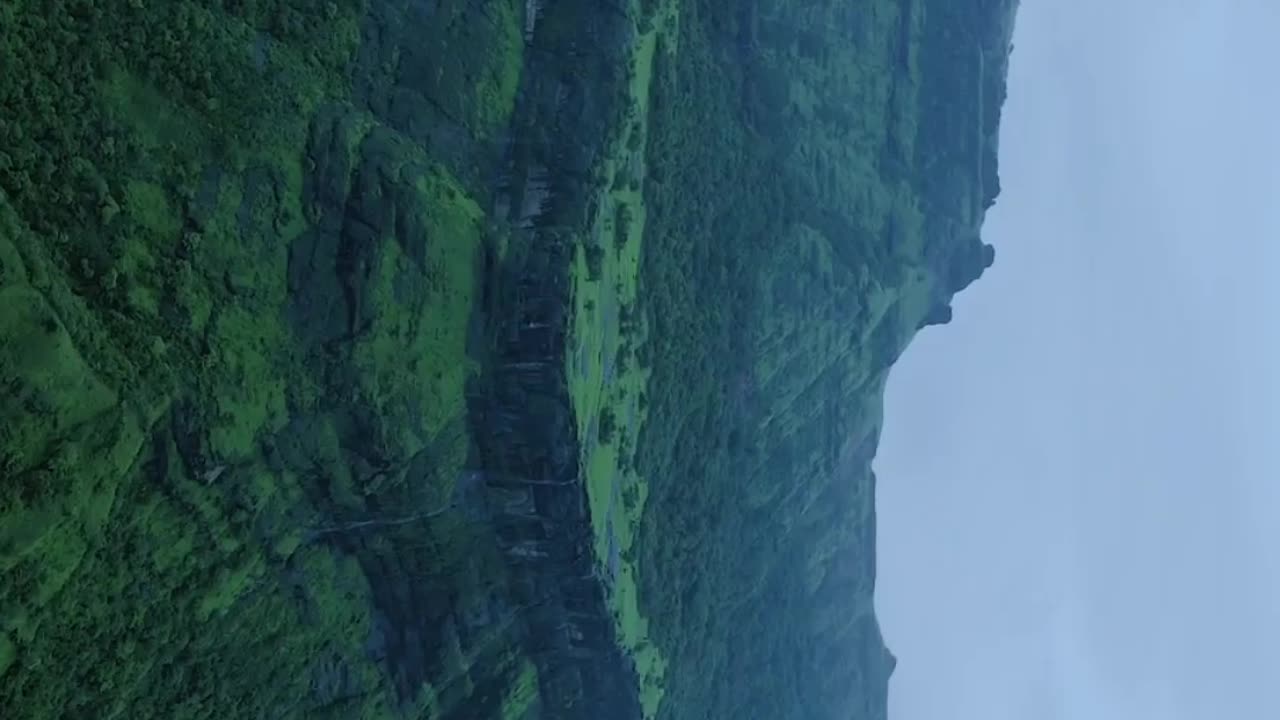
[[0, 0, 1017, 718], [0, 0, 638, 717], [633, 1, 1019, 718]]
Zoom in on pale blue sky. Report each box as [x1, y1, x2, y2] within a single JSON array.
[[876, 2, 1280, 718]]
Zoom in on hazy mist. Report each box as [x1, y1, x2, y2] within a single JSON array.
[[877, 2, 1280, 718]]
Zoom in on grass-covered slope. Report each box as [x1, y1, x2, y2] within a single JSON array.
[[565, 0, 682, 715], [632, 1, 1019, 718]]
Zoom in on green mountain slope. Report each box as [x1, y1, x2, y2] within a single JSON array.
[[1, 1, 557, 717], [0, 0, 1017, 718], [633, 1, 1018, 718]]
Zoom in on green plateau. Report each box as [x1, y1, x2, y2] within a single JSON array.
[[0, 0, 1018, 718]]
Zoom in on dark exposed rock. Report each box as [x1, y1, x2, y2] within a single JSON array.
[[187, 165, 224, 231], [308, 653, 364, 709], [918, 303, 954, 329], [945, 238, 995, 295], [237, 165, 289, 259]]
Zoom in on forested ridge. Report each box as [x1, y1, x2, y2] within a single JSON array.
[[0, 0, 1017, 718], [633, 1, 1018, 718]]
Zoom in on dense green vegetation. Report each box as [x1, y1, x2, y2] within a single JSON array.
[[0, 0, 610, 717], [631, 0, 1017, 718], [0, 0, 1016, 717]]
